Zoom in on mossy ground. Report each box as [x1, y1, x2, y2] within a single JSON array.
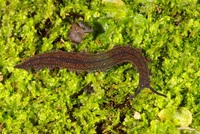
[[0, 0, 199, 133]]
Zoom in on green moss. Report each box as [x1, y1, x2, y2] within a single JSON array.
[[0, 0, 200, 133]]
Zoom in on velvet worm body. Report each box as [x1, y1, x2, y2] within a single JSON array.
[[15, 46, 166, 98]]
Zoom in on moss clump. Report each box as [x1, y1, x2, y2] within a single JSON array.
[[0, 0, 199, 133]]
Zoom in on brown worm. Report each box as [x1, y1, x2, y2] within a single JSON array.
[[15, 46, 166, 98]]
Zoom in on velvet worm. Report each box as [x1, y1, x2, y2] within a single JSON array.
[[15, 46, 166, 98]]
